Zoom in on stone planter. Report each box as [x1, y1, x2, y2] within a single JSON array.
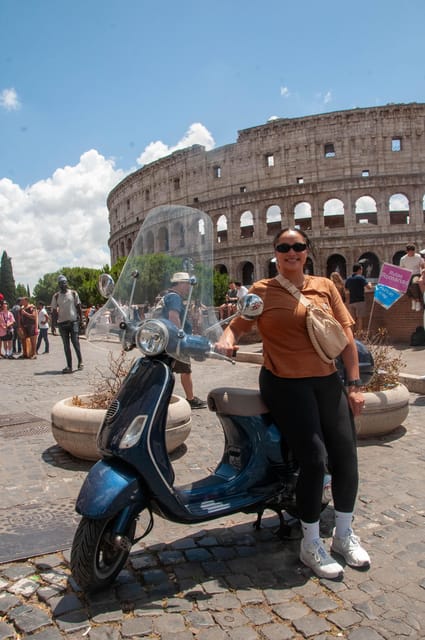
[[355, 383, 409, 438], [51, 394, 192, 460]]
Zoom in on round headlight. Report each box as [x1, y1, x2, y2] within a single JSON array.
[[135, 320, 169, 355]]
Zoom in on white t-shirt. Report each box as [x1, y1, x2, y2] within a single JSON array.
[[237, 285, 248, 298], [400, 253, 423, 275], [38, 307, 49, 329]]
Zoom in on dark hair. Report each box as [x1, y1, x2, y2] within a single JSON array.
[[352, 263, 363, 272], [273, 227, 314, 255], [235, 281, 242, 286], [406, 244, 415, 251]]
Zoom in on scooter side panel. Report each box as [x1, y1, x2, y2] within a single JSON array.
[[76, 459, 147, 519]]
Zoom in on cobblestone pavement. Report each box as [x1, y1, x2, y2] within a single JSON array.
[[0, 337, 424, 639]]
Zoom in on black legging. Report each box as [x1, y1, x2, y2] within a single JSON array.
[[259, 368, 358, 523]]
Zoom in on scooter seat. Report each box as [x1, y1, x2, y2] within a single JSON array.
[[208, 387, 269, 416]]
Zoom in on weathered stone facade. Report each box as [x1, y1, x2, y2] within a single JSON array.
[[107, 103, 425, 284]]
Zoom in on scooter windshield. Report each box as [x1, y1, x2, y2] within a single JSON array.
[[87, 205, 220, 362]]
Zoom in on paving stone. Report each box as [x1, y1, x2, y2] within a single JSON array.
[[0, 594, 20, 614], [88, 626, 121, 640], [242, 605, 273, 625], [258, 621, 294, 639], [1, 565, 35, 581], [184, 610, 215, 629], [304, 595, 339, 613], [184, 548, 213, 562], [158, 632, 194, 640], [234, 588, 264, 605], [272, 601, 310, 621], [7, 604, 52, 634], [163, 596, 193, 613], [197, 592, 240, 611], [202, 578, 229, 594], [327, 610, 363, 629], [0, 621, 15, 640], [30, 628, 66, 640], [292, 613, 332, 637], [347, 628, 386, 639], [90, 604, 125, 623], [129, 552, 158, 570], [196, 628, 229, 640], [153, 612, 186, 633], [115, 580, 146, 601], [158, 549, 185, 565], [226, 625, 259, 640], [121, 615, 155, 637], [7, 577, 40, 597], [213, 610, 249, 628], [50, 593, 84, 617], [54, 609, 91, 634]]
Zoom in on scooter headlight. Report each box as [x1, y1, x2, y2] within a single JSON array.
[[135, 320, 169, 355], [121, 415, 148, 448]]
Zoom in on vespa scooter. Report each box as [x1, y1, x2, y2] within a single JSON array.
[[70, 205, 374, 592]]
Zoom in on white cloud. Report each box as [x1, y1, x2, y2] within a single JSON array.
[[0, 88, 21, 111], [0, 150, 125, 290], [324, 91, 332, 104], [0, 122, 215, 292], [137, 122, 215, 166], [280, 86, 290, 98]]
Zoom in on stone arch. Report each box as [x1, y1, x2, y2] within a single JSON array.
[[170, 221, 185, 250], [305, 257, 314, 275], [294, 202, 312, 231], [358, 252, 380, 279], [355, 195, 378, 225], [240, 210, 254, 239], [217, 214, 228, 243], [392, 250, 405, 266], [389, 193, 409, 225], [323, 198, 345, 229], [146, 230, 154, 253], [241, 261, 255, 285], [120, 241, 125, 257], [268, 258, 277, 278], [215, 264, 228, 275], [266, 204, 282, 236], [157, 226, 169, 252], [326, 254, 347, 279], [126, 237, 132, 253]]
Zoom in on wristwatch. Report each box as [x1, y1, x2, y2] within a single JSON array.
[[346, 379, 363, 388]]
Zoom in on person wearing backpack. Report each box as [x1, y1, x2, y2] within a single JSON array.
[[51, 275, 83, 373], [161, 272, 207, 409]]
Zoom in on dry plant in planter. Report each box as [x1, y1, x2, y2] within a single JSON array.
[[72, 350, 133, 409], [357, 328, 406, 391]]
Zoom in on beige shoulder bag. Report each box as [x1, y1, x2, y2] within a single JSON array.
[[275, 274, 348, 364]]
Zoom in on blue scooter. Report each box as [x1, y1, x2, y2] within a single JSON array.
[[70, 205, 374, 592]]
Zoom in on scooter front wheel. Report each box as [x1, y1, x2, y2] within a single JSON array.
[[71, 514, 137, 592]]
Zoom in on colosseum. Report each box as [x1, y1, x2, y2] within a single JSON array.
[[108, 102, 425, 289]]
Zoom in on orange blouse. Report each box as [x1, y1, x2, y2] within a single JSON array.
[[230, 275, 354, 379]]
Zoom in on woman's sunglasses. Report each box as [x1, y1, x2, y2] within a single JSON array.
[[275, 242, 307, 253]]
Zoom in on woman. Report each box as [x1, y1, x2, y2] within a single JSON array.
[[19, 297, 38, 359], [216, 228, 370, 580], [0, 301, 15, 359], [329, 271, 346, 302]]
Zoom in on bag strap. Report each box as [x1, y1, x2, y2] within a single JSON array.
[[275, 274, 312, 307]]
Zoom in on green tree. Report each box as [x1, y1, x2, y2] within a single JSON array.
[[0, 251, 16, 304], [214, 271, 231, 306]]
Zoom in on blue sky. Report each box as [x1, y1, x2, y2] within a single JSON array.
[[0, 0, 424, 289]]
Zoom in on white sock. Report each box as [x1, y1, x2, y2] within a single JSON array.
[[334, 510, 353, 538], [300, 520, 320, 544]]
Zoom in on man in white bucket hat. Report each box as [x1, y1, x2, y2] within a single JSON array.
[[160, 272, 207, 409]]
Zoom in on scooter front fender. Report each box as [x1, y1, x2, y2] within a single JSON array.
[[76, 459, 148, 519]]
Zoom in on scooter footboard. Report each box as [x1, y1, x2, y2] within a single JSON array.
[[76, 459, 147, 519]]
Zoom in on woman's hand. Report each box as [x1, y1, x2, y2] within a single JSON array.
[[215, 335, 238, 358], [347, 389, 365, 417]]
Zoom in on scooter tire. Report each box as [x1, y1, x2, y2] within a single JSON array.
[[70, 515, 136, 592]]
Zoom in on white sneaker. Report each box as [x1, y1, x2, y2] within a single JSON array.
[[331, 531, 370, 568], [411, 299, 416, 310], [300, 539, 344, 579], [415, 301, 422, 311]]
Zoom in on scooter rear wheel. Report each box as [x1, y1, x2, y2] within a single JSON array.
[[71, 515, 136, 592]]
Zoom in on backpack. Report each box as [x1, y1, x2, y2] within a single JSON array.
[[410, 325, 425, 346]]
